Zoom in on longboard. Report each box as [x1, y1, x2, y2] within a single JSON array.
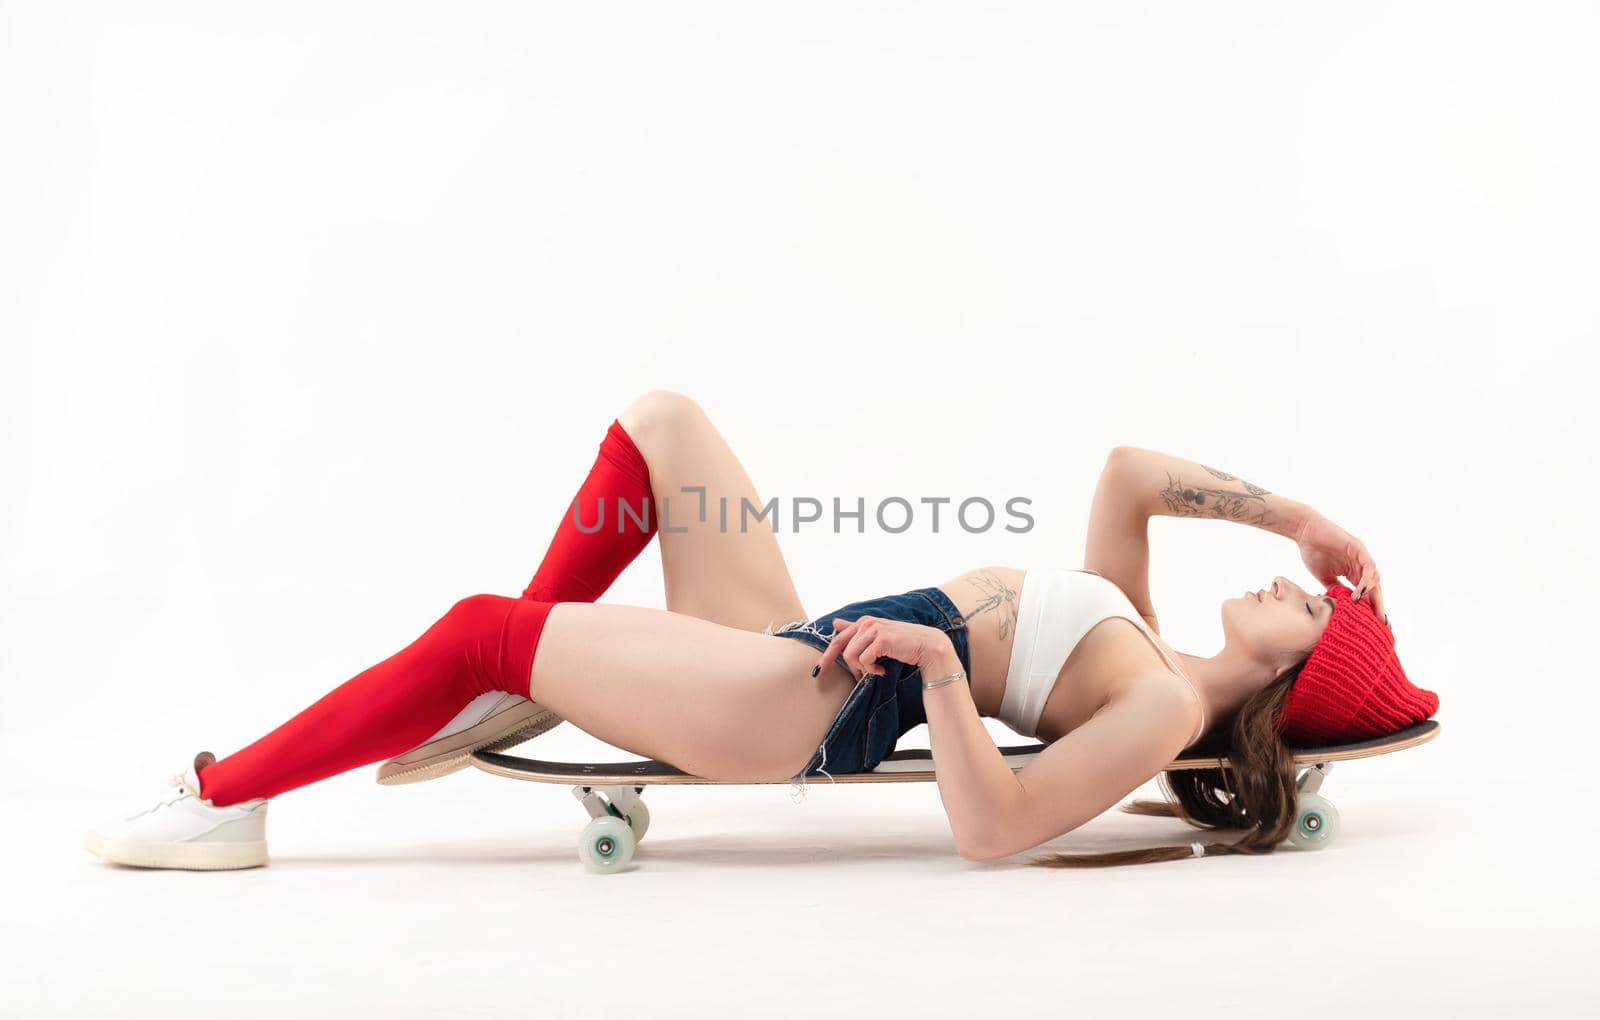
[[471, 720, 1439, 871]]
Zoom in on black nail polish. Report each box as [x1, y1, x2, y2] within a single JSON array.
[[810, 665, 820, 677]]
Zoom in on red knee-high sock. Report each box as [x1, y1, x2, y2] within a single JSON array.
[[197, 595, 556, 806], [521, 419, 656, 602]]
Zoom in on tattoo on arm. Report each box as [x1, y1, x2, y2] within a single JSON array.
[[1161, 469, 1277, 527], [1202, 464, 1270, 495], [964, 571, 1019, 641]]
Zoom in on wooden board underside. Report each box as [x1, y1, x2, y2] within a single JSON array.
[[471, 720, 1439, 787]]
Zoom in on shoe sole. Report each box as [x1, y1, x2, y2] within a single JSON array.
[[375, 703, 563, 786], [84, 832, 268, 870]]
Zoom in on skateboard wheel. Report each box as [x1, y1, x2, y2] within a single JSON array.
[[1288, 792, 1340, 851], [602, 795, 651, 844], [579, 816, 636, 873], [624, 800, 650, 843]]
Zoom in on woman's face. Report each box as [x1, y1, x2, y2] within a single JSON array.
[[1221, 576, 1336, 675]]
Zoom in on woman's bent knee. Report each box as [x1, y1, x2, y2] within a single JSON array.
[[437, 593, 519, 636], [618, 389, 706, 446], [446, 592, 510, 618]]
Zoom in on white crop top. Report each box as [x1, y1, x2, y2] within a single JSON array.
[[998, 567, 1206, 747]]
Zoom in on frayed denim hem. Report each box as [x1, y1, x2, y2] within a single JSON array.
[[763, 617, 832, 649], [785, 739, 839, 803], [765, 618, 839, 802]]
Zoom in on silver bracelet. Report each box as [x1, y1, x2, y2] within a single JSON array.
[[922, 671, 965, 692]]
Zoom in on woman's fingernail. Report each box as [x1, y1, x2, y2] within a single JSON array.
[[810, 664, 820, 678]]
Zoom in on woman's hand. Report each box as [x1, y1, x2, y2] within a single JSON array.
[[1295, 512, 1389, 624], [811, 616, 958, 679]]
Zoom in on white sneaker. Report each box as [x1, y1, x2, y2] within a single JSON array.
[[84, 752, 269, 870], [375, 692, 562, 786]]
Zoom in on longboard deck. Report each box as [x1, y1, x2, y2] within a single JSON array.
[[472, 720, 1439, 786]]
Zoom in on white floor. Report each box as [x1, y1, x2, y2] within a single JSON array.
[[6, 721, 1592, 1019]]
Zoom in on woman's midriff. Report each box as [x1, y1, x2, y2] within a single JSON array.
[[935, 565, 1184, 744]]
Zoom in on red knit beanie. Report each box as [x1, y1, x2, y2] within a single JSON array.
[[1276, 582, 1439, 745]]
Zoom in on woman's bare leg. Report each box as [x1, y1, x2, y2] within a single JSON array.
[[618, 391, 808, 632], [529, 603, 848, 781]]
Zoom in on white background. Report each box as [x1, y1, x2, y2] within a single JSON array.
[[2, 2, 1595, 1017]]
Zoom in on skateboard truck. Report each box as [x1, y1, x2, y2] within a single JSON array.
[[1296, 761, 1331, 795]]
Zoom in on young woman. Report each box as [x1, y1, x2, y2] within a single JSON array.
[[85, 390, 1438, 871]]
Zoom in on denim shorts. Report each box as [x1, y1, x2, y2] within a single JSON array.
[[766, 586, 973, 793]]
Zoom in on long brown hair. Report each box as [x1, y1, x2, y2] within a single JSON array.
[[1029, 659, 1305, 868]]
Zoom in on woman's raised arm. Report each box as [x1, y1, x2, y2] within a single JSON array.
[[1084, 446, 1315, 631], [1105, 445, 1313, 539], [1088, 446, 1387, 620]]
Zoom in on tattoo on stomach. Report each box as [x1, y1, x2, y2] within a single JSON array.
[[964, 571, 1019, 641]]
